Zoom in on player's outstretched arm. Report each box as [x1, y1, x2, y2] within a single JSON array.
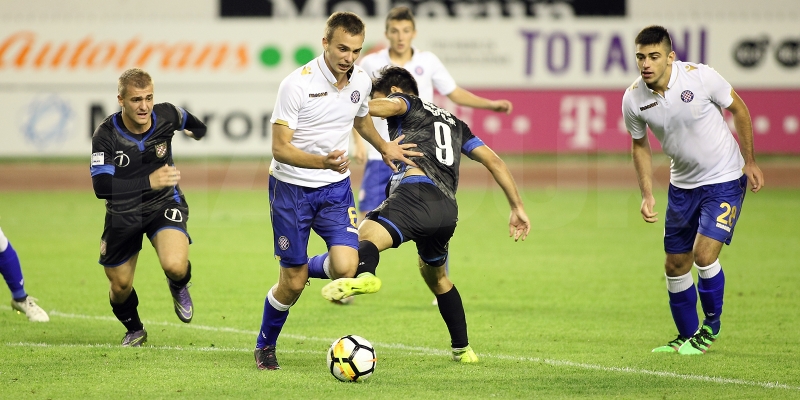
[[354, 114, 421, 171], [446, 87, 513, 114], [631, 135, 658, 223], [727, 89, 764, 193], [469, 145, 530, 241]]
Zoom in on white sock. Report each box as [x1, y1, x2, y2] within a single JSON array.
[[695, 259, 721, 279], [322, 256, 332, 279], [0, 227, 8, 252], [666, 271, 694, 293], [267, 285, 291, 311]]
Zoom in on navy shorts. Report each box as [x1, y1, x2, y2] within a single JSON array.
[[366, 176, 457, 266], [99, 196, 191, 267], [664, 175, 747, 254], [269, 176, 358, 267], [358, 159, 393, 213]]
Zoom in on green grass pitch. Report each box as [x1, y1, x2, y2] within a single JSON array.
[[1, 187, 799, 399]]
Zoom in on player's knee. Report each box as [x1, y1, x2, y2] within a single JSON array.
[[109, 280, 133, 296], [693, 254, 719, 268], [160, 256, 188, 277], [282, 277, 308, 296], [664, 260, 692, 276], [418, 258, 448, 290]]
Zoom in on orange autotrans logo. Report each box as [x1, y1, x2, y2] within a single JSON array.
[[0, 31, 249, 71]]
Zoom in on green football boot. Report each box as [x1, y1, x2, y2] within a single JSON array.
[[678, 325, 719, 355], [651, 335, 688, 353]]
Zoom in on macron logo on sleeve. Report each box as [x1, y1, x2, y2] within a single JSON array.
[[91, 152, 104, 166]]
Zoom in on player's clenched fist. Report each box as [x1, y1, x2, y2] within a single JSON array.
[[149, 164, 181, 189], [324, 150, 351, 174]]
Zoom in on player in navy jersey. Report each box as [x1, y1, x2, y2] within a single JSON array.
[[90, 68, 207, 346], [353, 6, 514, 306], [322, 66, 530, 362]]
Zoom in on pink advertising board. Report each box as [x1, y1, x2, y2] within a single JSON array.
[[437, 89, 800, 154]]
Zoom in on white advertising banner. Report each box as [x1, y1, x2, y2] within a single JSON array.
[[1, 19, 798, 156]]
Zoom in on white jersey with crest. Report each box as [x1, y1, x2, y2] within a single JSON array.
[[359, 48, 458, 160], [622, 60, 745, 189], [270, 54, 371, 188]]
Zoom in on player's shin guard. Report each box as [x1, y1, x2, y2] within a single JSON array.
[[436, 285, 469, 349], [167, 260, 192, 287], [307, 253, 330, 279], [256, 286, 290, 348], [111, 288, 144, 332], [0, 242, 27, 300], [696, 260, 724, 335], [355, 240, 379, 276], [666, 272, 699, 339]]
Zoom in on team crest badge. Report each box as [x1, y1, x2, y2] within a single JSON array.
[[350, 91, 360, 103], [278, 236, 290, 251], [155, 142, 167, 158], [415, 66, 424, 75], [680, 90, 694, 103]]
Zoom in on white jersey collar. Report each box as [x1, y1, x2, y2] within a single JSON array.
[[316, 53, 354, 89]]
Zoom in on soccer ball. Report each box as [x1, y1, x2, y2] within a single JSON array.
[[327, 335, 376, 382]]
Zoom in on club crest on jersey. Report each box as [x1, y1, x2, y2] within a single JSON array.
[[681, 90, 695, 103], [278, 236, 290, 251], [350, 91, 360, 103], [155, 142, 167, 158], [415, 66, 424, 75]]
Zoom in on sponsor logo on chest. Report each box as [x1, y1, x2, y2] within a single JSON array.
[[639, 101, 658, 111]]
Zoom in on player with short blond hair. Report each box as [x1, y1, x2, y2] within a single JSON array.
[[90, 67, 207, 346]]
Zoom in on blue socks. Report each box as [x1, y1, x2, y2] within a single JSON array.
[[666, 272, 699, 339], [665, 260, 726, 338], [696, 260, 724, 335], [257, 287, 290, 348], [307, 253, 330, 279], [0, 242, 27, 300]]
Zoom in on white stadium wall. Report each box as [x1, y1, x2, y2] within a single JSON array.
[[1, 0, 798, 156]]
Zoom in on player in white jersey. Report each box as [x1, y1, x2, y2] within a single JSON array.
[[254, 12, 421, 371], [355, 5, 513, 222], [622, 26, 764, 355]]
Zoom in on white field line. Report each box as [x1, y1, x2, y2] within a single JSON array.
[[2, 306, 798, 391]]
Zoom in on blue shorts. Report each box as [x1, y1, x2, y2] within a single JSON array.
[[358, 160, 393, 213], [269, 176, 359, 267], [664, 175, 747, 254]]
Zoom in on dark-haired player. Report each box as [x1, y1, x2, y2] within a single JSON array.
[[623, 25, 764, 355], [321, 66, 530, 363], [90, 68, 206, 347], [357, 6, 514, 305]]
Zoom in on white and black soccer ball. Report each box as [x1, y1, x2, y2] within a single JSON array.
[[327, 335, 376, 382]]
